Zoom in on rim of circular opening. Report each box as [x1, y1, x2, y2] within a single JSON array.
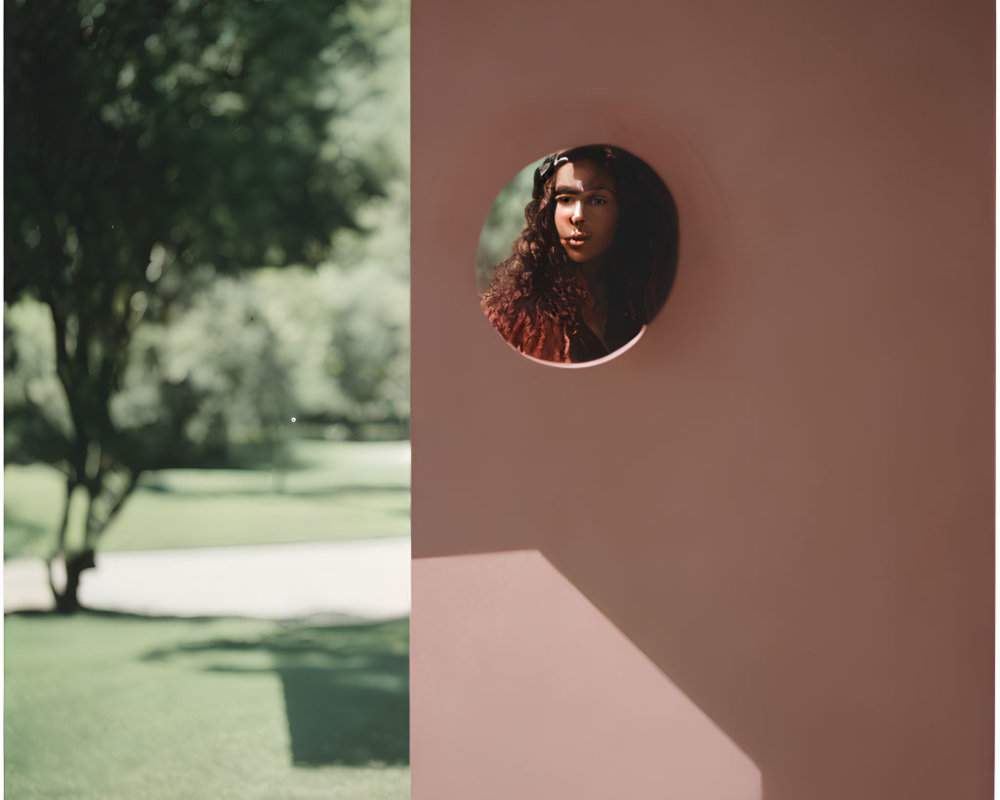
[[499, 325, 647, 369], [478, 142, 676, 369]]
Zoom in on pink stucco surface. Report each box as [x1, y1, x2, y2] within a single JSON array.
[[413, 551, 761, 799], [410, 0, 993, 796]]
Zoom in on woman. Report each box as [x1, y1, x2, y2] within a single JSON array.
[[481, 144, 678, 363]]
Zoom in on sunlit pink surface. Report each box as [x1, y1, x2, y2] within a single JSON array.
[[411, 0, 993, 795]]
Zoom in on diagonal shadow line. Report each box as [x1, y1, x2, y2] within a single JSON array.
[[413, 547, 765, 796]]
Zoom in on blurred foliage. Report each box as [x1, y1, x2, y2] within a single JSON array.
[[115, 276, 296, 461], [4, 0, 410, 609], [6, 0, 382, 290], [4, 299, 74, 464], [474, 160, 537, 294]]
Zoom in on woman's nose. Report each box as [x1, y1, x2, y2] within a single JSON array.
[[570, 202, 585, 224]]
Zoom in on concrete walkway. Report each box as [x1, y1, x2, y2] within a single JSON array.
[[4, 537, 410, 620]]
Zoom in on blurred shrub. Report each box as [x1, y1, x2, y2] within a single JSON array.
[[475, 161, 536, 293]]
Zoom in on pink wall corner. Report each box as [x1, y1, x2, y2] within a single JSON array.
[[411, 0, 994, 797]]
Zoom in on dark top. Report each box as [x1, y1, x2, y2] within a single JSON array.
[[483, 273, 643, 364], [567, 281, 643, 362]]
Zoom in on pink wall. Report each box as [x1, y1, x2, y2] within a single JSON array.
[[411, 0, 994, 797]]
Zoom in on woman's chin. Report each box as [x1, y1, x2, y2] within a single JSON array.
[[561, 246, 590, 263]]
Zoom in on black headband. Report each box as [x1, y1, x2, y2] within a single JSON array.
[[532, 145, 616, 199], [532, 152, 569, 199]]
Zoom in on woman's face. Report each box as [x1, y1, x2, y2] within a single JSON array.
[[552, 159, 619, 265]]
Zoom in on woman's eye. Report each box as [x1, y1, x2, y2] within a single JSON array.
[[591, 196, 607, 205], [556, 196, 573, 204]]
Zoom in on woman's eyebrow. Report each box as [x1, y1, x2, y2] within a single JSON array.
[[554, 184, 616, 194]]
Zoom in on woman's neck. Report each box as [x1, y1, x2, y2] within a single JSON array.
[[575, 256, 611, 347], [577, 255, 610, 294]]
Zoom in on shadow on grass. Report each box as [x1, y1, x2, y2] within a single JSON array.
[[139, 483, 410, 499], [142, 617, 409, 767]]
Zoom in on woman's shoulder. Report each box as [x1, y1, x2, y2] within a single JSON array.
[[481, 292, 571, 362]]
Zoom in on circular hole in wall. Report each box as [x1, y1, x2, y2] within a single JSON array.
[[477, 144, 678, 366]]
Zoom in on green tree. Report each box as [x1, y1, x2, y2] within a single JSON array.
[[253, 0, 410, 438], [5, 0, 387, 611]]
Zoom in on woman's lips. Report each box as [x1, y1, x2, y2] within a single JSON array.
[[565, 232, 589, 246]]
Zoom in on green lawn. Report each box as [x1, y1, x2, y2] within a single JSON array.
[[4, 439, 410, 558], [5, 613, 410, 800]]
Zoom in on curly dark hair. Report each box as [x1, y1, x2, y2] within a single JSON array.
[[482, 144, 678, 362]]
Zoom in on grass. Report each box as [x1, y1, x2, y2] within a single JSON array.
[[4, 439, 410, 558], [5, 612, 410, 800]]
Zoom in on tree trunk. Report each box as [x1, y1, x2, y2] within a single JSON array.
[[46, 469, 138, 613], [51, 549, 96, 614]]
